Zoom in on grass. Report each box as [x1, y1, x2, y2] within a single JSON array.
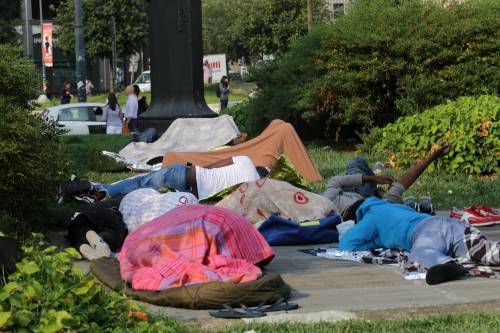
[[45, 134, 500, 231], [38, 84, 248, 110]]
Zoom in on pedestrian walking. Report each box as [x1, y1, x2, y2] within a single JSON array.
[[133, 84, 149, 116], [217, 75, 230, 110], [124, 85, 139, 132], [60, 82, 73, 104], [85, 79, 94, 96], [203, 60, 212, 85], [102, 92, 123, 134]]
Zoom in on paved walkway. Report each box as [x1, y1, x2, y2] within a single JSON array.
[[49, 214, 500, 325]]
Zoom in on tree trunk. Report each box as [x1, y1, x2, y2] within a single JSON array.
[[109, 62, 114, 93]]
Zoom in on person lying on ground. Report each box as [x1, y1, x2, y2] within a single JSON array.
[[339, 196, 500, 285], [162, 119, 322, 182], [324, 142, 451, 219], [89, 156, 267, 200]]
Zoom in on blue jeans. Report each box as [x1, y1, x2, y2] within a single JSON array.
[[220, 99, 229, 110], [345, 157, 377, 198], [410, 216, 467, 269], [93, 164, 188, 198]]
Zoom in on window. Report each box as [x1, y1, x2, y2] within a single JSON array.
[[333, 3, 345, 19], [135, 72, 150, 84], [58, 107, 103, 122]]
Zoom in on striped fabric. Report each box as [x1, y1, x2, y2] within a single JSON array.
[[464, 226, 500, 266], [118, 204, 275, 291]]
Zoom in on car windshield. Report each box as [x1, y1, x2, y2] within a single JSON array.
[[58, 106, 104, 122], [135, 72, 150, 84]]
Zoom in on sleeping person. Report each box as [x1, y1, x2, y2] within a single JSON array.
[[85, 156, 264, 200]]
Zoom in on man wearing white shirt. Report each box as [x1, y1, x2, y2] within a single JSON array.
[[124, 85, 139, 132]]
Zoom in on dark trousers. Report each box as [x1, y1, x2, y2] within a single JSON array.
[[128, 118, 138, 132], [220, 99, 229, 110]]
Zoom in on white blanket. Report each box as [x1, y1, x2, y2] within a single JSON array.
[[119, 115, 240, 163]]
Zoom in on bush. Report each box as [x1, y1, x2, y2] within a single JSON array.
[[365, 95, 499, 175], [0, 104, 70, 234], [0, 234, 190, 332], [0, 45, 39, 107], [243, 0, 500, 139]]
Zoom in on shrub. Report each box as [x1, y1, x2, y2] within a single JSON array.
[[0, 234, 191, 332], [0, 102, 70, 234], [0, 45, 39, 107], [365, 95, 499, 175], [243, 0, 500, 139]]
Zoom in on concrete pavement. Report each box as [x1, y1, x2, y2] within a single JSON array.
[[48, 214, 500, 325]]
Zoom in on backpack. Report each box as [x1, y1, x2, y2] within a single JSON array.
[[215, 84, 221, 98]]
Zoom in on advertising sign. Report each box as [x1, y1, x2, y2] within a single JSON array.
[[42, 23, 53, 67], [203, 54, 227, 83]]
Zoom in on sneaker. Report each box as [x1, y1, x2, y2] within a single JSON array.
[[372, 161, 385, 175], [418, 197, 435, 215], [474, 206, 500, 223], [79, 244, 101, 260], [403, 196, 418, 211], [450, 208, 496, 227], [85, 230, 111, 259]]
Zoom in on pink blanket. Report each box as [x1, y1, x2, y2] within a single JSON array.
[[118, 204, 275, 291]]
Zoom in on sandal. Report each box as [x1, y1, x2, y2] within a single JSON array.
[[209, 304, 266, 319], [249, 298, 299, 313]]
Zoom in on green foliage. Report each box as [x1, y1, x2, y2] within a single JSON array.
[[243, 0, 500, 138], [52, 0, 148, 60], [0, 45, 39, 107], [202, 0, 329, 60], [367, 95, 499, 175], [0, 234, 193, 332], [0, 0, 20, 44], [0, 105, 70, 234]]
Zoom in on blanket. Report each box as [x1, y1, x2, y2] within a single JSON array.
[[118, 204, 275, 291], [119, 115, 240, 163], [301, 247, 500, 280], [217, 178, 337, 227], [163, 119, 322, 182]]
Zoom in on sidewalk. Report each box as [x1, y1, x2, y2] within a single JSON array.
[[49, 212, 500, 325]]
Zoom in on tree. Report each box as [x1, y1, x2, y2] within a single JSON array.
[[52, 0, 148, 61], [0, 0, 20, 44], [202, 0, 329, 61]]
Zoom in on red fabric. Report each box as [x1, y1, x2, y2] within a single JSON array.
[[118, 204, 275, 291]]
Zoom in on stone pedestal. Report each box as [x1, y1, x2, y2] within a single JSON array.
[[139, 0, 216, 132]]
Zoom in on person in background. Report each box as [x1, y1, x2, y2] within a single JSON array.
[[43, 81, 52, 100], [218, 75, 230, 110], [102, 92, 123, 134], [203, 60, 212, 85], [133, 84, 148, 116], [85, 79, 94, 96], [124, 85, 139, 132], [60, 82, 73, 104]]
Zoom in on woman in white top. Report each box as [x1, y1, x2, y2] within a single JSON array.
[[102, 93, 123, 134]]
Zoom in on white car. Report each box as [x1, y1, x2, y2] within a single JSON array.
[[133, 70, 151, 92], [41, 102, 107, 135]]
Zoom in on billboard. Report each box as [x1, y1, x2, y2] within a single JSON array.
[[42, 23, 53, 67], [203, 54, 227, 83]]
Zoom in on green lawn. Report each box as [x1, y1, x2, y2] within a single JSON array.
[[38, 84, 248, 110]]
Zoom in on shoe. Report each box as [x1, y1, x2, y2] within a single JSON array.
[[474, 206, 500, 223], [403, 196, 418, 211], [85, 230, 111, 259], [418, 197, 435, 215], [372, 161, 385, 175], [79, 244, 100, 260], [450, 208, 496, 227]]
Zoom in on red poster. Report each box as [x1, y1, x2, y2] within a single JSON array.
[[42, 23, 53, 67]]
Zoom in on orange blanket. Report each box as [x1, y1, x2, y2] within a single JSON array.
[[163, 120, 322, 182]]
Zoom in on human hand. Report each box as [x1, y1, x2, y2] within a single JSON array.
[[432, 142, 451, 158], [374, 175, 395, 185]]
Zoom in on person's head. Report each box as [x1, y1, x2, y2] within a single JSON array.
[[204, 60, 209, 66], [125, 85, 134, 95], [133, 84, 141, 96], [342, 199, 366, 223], [255, 166, 269, 178], [64, 82, 71, 91], [221, 75, 229, 85], [107, 92, 118, 110]]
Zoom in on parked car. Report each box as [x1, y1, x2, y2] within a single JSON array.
[[41, 102, 107, 135], [133, 70, 151, 92]]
